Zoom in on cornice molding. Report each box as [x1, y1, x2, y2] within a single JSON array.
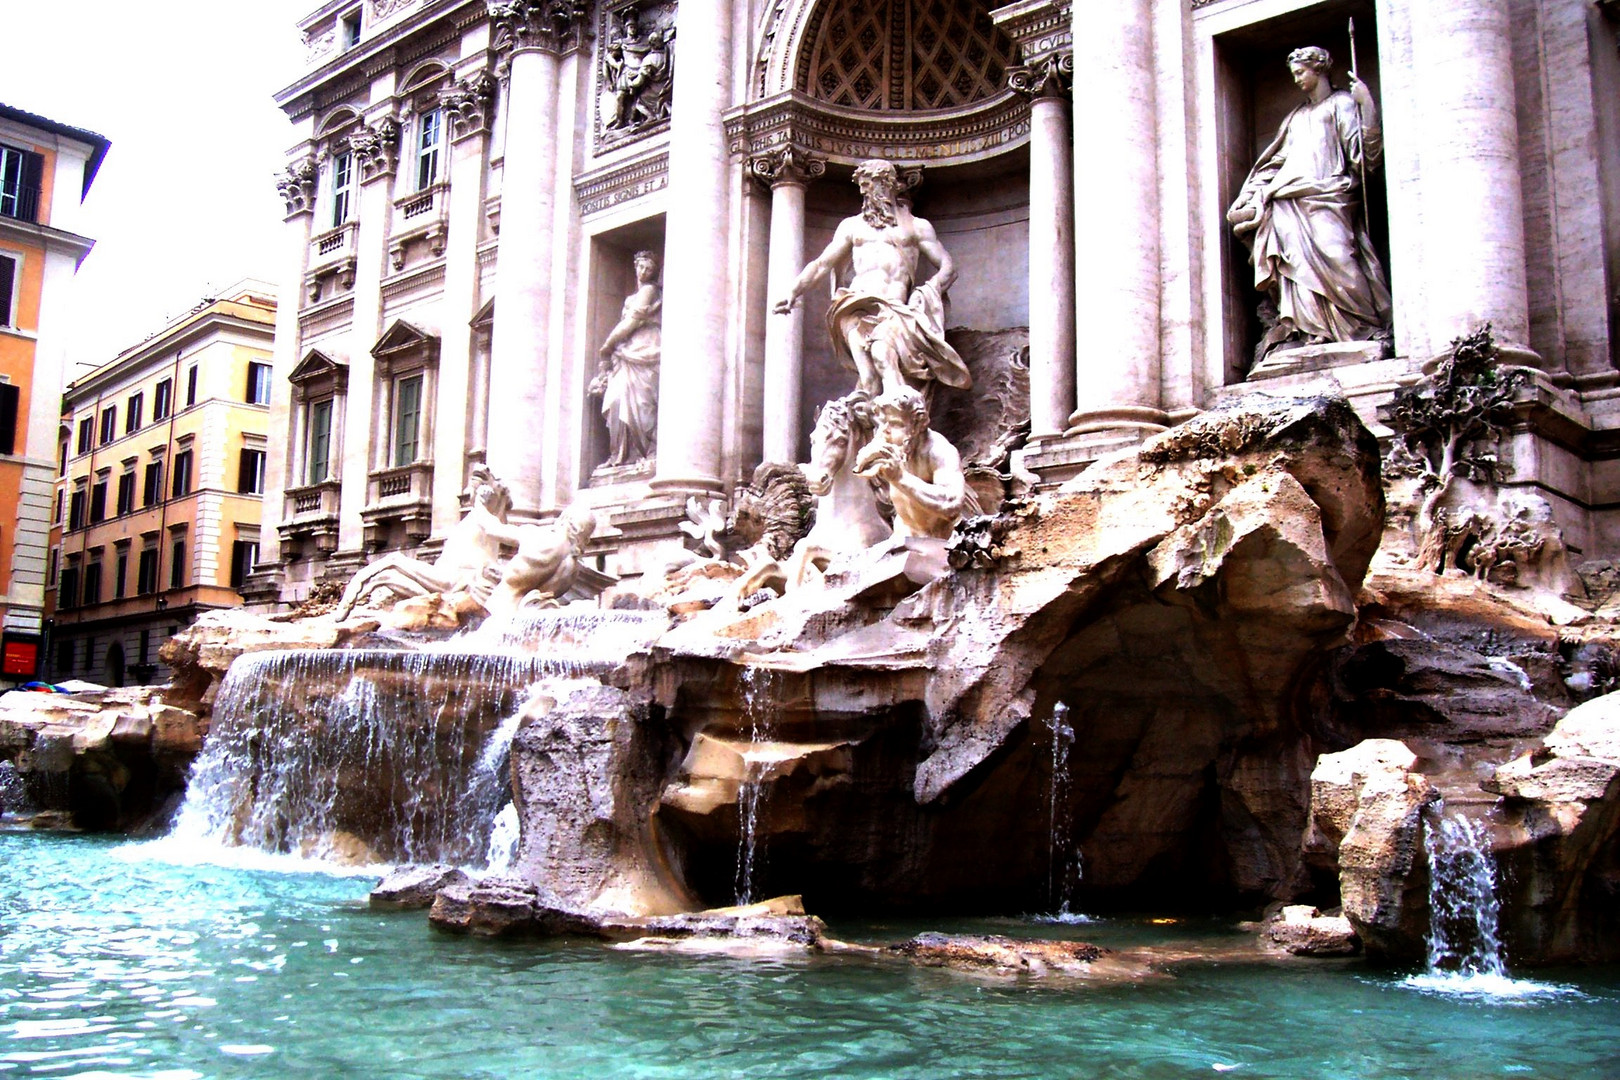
[[573, 149, 669, 217], [725, 90, 1029, 168]]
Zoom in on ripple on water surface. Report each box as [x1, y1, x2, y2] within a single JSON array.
[[4, 832, 1620, 1079]]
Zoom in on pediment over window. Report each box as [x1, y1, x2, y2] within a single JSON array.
[[289, 349, 349, 391], [372, 318, 440, 363], [471, 298, 494, 332]]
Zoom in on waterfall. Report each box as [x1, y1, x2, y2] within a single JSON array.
[[0, 760, 26, 816], [734, 666, 777, 905], [484, 802, 521, 874], [1423, 808, 1507, 978], [167, 649, 559, 867]]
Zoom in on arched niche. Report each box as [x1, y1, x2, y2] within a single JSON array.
[[744, 0, 1034, 460]]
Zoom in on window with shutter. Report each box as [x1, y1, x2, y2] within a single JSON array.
[[0, 382, 18, 455], [0, 253, 15, 327]]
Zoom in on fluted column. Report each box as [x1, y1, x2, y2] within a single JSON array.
[[1412, 0, 1532, 354], [653, 0, 734, 493], [751, 148, 824, 463], [484, 1, 584, 514], [1068, 0, 1165, 436], [1009, 54, 1076, 438]]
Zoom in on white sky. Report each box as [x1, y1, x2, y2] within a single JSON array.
[[6, 0, 312, 374]]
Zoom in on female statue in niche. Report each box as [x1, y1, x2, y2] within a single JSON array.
[[590, 249, 662, 467], [1227, 45, 1393, 364]]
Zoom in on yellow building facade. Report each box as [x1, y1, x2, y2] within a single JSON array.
[[0, 102, 105, 685], [46, 283, 275, 686]]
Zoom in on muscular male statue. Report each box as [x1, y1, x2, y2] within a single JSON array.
[[773, 159, 971, 399], [852, 387, 971, 541], [483, 505, 599, 617]]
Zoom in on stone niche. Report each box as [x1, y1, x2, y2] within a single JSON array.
[[795, 150, 1031, 463], [584, 215, 666, 485], [1212, 0, 1389, 384]]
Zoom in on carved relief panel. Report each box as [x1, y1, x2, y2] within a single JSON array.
[[594, 0, 678, 151]]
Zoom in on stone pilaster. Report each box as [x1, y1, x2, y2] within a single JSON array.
[[432, 66, 495, 535], [652, 0, 736, 494], [751, 147, 825, 464], [1067, 0, 1166, 439], [484, 0, 590, 516], [260, 157, 318, 568], [1411, 0, 1533, 357]]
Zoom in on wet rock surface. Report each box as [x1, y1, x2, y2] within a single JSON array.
[[1264, 905, 1360, 956], [370, 864, 471, 909], [889, 933, 1104, 974]]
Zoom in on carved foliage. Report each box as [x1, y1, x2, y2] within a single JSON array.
[[1384, 326, 1527, 490], [277, 158, 318, 216], [441, 71, 497, 141], [488, 0, 591, 55], [349, 117, 401, 183]]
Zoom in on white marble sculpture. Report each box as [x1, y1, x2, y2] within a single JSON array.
[[853, 387, 971, 541], [590, 249, 662, 467], [484, 505, 602, 617], [773, 159, 971, 399], [1226, 46, 1392, 362], [334, 467, 520, 618]]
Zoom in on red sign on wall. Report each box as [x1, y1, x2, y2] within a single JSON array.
[[1, 634, 40, 678]]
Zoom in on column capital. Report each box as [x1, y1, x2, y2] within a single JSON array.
[[349, 117, 401, 184], [747, 146, 826, 190], [1007, 51, 1073, 100], [442, 71, 498, 142], [488, 0, 591, 56], [276, 158, 317, 219]]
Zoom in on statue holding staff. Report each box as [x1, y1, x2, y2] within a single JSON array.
[[1226, 44, 1392, 362]]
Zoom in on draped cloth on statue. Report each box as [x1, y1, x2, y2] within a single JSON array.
[[1237, 90, 1392, 345], [600, 295, 661, 464], [826, 281, 972, 391]]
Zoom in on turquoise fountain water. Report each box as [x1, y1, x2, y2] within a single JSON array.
[[3, 831, 1618, 1079]]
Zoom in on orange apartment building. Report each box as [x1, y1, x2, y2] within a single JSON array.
[[45, 283, 275, 686], [0, 103, 107, 687]]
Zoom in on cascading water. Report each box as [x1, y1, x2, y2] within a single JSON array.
[[484, 802, 521, 874], [1422, 808, 1508, 978], [1401, 804, 1573, 998], [168, 649, 561, 866], [734, 666, 777, 905], [1046, 701, 1075, 916], [0, 760, 26, 816]]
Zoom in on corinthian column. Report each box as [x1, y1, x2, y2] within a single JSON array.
[[1411, 0, 1532, 355], [653, 0, 735, 494], [1008, 53, 1076, 438], [1068, 0, 1165, 437], [484, 1, 585, 515], [750, 147, 825, 463]]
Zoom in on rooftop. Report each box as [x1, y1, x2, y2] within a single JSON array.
[[0, 102, 111, 199]]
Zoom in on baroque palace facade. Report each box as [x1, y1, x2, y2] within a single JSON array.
[[260, 0, 1620, 601]]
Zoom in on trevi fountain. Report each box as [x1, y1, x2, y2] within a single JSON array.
[[7, 0, 1620, 1074]]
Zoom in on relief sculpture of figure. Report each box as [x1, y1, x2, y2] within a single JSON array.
[[852, 387, 974, 541], [333, 466, 520, 619], [602, 10, 674, 131], [1226, 46, 1392, 363], [589, 249, 662, 467], [774, 159, 971, 400]]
